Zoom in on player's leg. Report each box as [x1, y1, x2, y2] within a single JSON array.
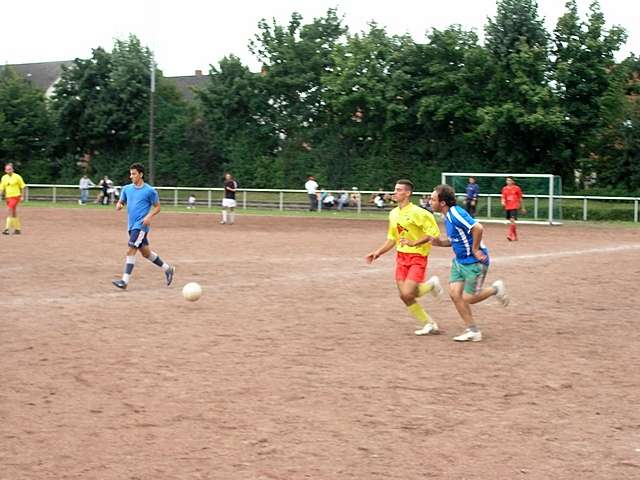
[[416, 276, 443, 299], [3, 203, 11, 234], [448, 261, 482, 341], [229, 206, 235, 224], [140, 244, 175, 286], [397, 256, 439, 335], [506, 210, 517, 241], [12, 201, 21, 234], [113, 244, 138, 289], [221, 206, 228, 224]]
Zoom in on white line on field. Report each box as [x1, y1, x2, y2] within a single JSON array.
[[1, 244, 638, 307]]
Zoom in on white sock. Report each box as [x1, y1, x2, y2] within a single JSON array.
[[222, 210, 228, 222], [122, 255, 136, 284], [229, 212, 235, 224]]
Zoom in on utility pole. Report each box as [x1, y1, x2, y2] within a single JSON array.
[[148, 58, 156, 184]]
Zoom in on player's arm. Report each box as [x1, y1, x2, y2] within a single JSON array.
[[471, 223, 488, 263], [142, 202, 161, 226], [365, 239, 395, 263]]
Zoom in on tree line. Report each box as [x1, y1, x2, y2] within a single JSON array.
[[0, 0, 638, 194]]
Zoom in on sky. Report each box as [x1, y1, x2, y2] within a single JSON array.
[[2, 0, 637, 77]]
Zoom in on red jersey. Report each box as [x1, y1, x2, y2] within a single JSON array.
[[501, 185, 523, 210]]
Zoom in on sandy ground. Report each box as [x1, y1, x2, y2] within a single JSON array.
[[1, 207, 639, 479]]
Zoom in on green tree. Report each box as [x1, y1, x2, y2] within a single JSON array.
[[51, 35, 153, 175], [196, 55, 277, 187], [553, 0, 627, 188], [249, 9, 347, 187], [481, 0, 566, 176], [0, 66, 53, 181]]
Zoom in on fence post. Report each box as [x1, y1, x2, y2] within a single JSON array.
[[635, 199, 639, 223], [208, 190, 212, 208], [279, 191, 284, 211], [583, 198, 588, 221], [534, 196, 539, 219], [243, 190, 247, 209], [53, 186, 57, 203], [487, 196, 491, 218], [174, 189, 178, 207]]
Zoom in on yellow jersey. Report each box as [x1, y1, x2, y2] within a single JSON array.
[[0, 173, 26, 198], [387, 202, 440, 256]]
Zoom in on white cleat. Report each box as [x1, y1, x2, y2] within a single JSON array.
[[427, 276, 443, 299], [453, 329, 482, 342], [415, 321, 439, 336], [492, 280, 510, 307]]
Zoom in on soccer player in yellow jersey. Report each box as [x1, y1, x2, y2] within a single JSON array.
[[0, 163, 26, 235], [365, 179, 444, 335]]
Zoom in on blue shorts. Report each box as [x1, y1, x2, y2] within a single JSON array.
[[128, 229, 149, 248]]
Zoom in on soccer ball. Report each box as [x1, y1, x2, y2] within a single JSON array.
[[182, 282, 202, 302]]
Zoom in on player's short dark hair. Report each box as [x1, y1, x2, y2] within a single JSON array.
[[130, 163, 145, 176], [506, 176, 515, 181], [395, 179, 414, 192], [434, 184, 457, 207]]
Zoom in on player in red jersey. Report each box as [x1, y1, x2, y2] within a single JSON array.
[[501, 176, 525, 241]]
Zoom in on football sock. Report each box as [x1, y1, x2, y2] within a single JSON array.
[[122, 255, 136, 284], [417, 280, 433, 297], [407, 303, 432, 325], [148, 251, 170, 272], [468, 325, 479, 332], [14, 217, 21, 230], [5, 217, 11, 230], [222, 210, 228, 223], [229, 212, 235, 224]]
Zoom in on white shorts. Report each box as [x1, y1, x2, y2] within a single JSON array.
[[222, 198, 236, 208]]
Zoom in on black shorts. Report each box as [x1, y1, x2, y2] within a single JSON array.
[[128, 229, 149, 248], [505, 209, 518, 220]]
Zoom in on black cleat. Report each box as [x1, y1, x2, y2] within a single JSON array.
[[165, 266, 175, 286], [1, 229, 9, 235], [112, 280, 127, 290], [13, 230, 21, 235]]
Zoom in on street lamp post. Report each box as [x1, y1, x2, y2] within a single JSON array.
[[148, 58, 156, 184]]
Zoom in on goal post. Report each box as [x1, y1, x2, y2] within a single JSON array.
[[440, 172, 562, 225]]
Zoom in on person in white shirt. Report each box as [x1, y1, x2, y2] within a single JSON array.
[[78, 174, 95, 205], [305, 175, 319, 211]]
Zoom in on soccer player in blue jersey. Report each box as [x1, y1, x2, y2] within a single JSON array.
[[427, 184, 509, 342], [112, 163, 175, 290]]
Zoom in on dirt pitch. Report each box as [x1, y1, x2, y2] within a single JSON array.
[[1, 207, 640, 480]]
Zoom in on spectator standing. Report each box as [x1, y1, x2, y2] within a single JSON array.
[[464, 176, 479, 216], [305, 176, 319, 211], [78, 174, 95, 205]]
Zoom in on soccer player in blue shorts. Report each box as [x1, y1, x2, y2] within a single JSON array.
[[112, 163, 175, 290], [427, 184, 509, 342]]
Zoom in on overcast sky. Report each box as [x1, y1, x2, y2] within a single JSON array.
[[2, 0, 637, 77]]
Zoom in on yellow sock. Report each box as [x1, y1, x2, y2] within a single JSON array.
[[407, 303, 432, 325], [13, 217, 20, 230], [417, 282, 433, 298], [5, 217, 11, 230]]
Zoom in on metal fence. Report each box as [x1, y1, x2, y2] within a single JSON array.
[[21, 184, 640, 223]]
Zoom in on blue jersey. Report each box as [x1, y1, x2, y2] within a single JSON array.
[[465, 183, 479, 200], [444, 205, 489, 265], [119, 183, 159, 232]]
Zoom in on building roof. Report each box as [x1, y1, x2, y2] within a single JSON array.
[[1, 60, 73, 92], [2, 60, 207, 101], [166, 73, 209, 101]]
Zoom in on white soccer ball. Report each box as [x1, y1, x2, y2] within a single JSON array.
[[182, 282, 202, 302]]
